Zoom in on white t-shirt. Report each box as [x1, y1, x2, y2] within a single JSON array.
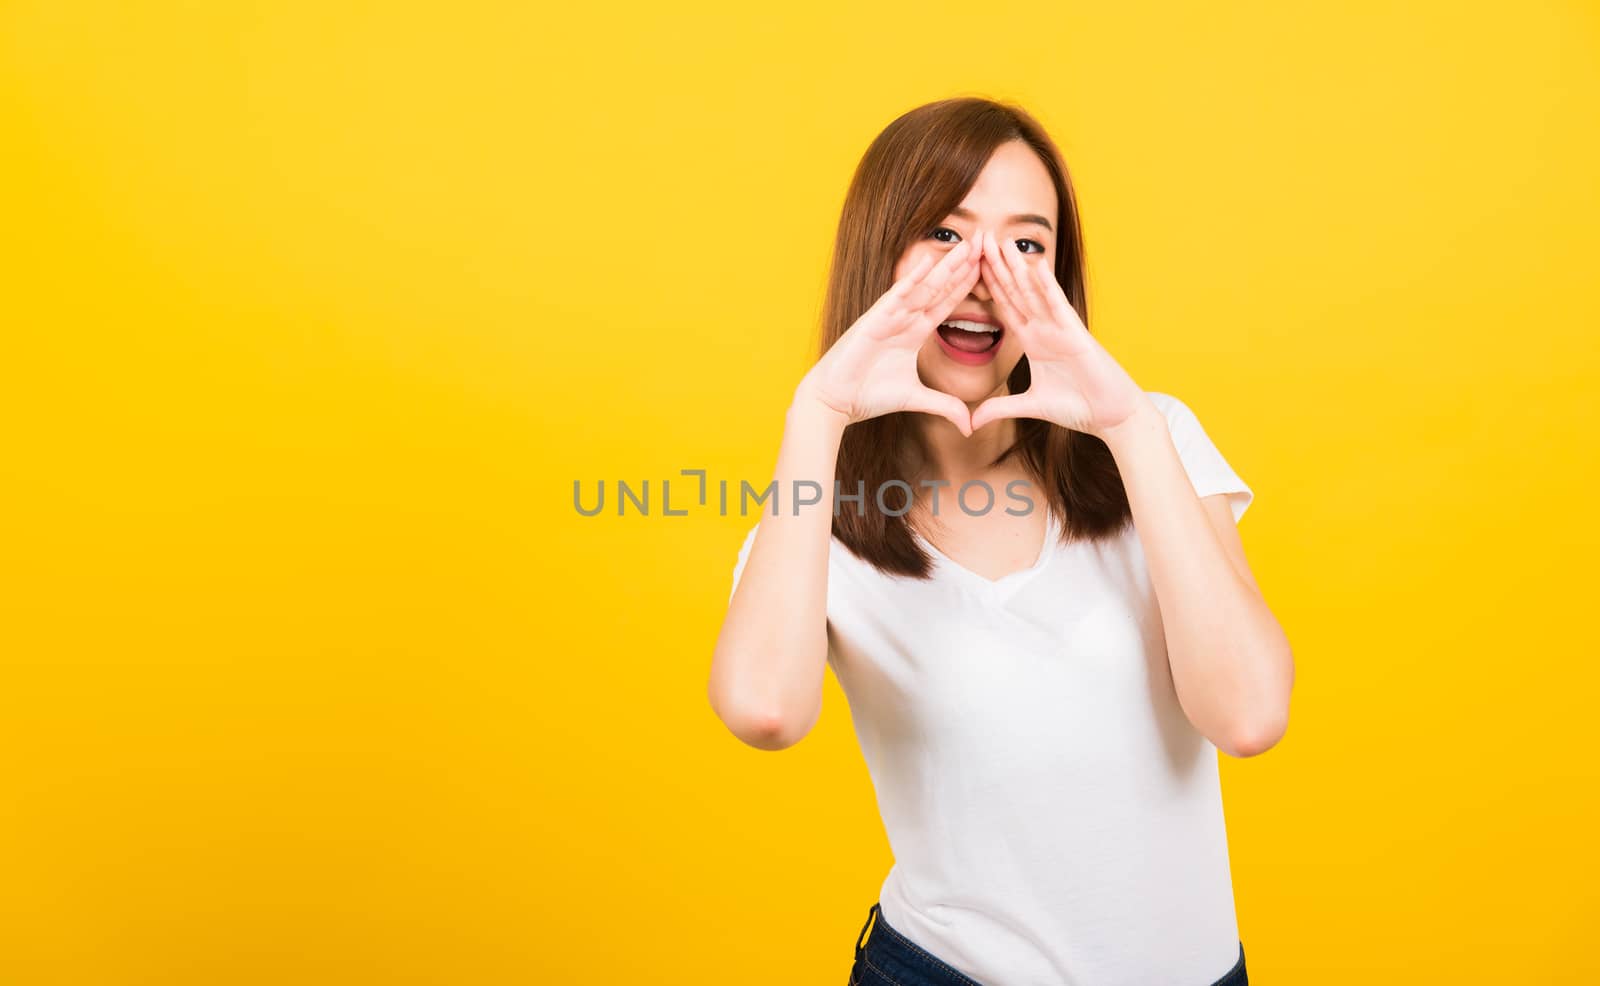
[[727, 391, 1254, 986]]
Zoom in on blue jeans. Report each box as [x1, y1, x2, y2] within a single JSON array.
[[848, 901, 1249, 985]]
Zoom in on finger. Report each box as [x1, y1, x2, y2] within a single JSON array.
[[979, 233, 1033, 342], [880, 248, 941, 309], [970, 392, 1040, 433], [896, 248, 979, 344], [861, 247, 959, 340], [998, 233, 1050, 317], [903, 385, 974, 438], [1030, 261, 1091, 344], [881, 242, 969, 319], [982, 258, 1028, 333], [980, 230, 1032, 322], [926, 247, 982, 323], [875, 248, 978, 345], [898, 240, 974, 315]]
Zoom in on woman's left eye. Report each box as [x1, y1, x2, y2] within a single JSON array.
[[1014, 239, 1045, 254]]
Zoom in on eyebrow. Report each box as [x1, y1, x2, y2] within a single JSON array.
[[950, 206, 1054, 233]]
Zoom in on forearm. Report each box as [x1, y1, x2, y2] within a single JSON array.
[[1102, 400, 1294, 757], [709, 393, 847, 748]]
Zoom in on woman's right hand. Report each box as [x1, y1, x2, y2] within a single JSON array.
[[794, 239, 981, 437]]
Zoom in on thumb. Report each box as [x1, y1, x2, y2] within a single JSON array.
[[903, 386, 973, 438], [970, 393, 1038, 433]]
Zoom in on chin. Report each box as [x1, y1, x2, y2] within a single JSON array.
[[929, 374, 1002, 405], [918, 350, 1021, 407]]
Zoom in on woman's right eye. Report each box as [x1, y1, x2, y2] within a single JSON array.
[[930, 227, 962, 244]]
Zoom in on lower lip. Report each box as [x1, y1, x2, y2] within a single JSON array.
[[935, 327, 1003, 365]]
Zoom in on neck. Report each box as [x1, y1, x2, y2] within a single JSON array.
[[910, 406, 1018, 488]]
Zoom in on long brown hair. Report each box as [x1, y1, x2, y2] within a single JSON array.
[[822, 97, 1133, 578]]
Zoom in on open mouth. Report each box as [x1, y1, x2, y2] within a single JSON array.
[[935, 319, 1003, 365]]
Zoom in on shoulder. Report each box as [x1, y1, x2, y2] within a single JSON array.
[[1140, 389, 1255, 522], [1142, 389, 1230, 440], [1142, 389, 1190, 423]]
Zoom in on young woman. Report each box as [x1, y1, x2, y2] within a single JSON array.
[[708, 97, 1293, 986]]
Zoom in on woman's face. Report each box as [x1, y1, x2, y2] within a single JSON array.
[[895, 139, 1061, 406]]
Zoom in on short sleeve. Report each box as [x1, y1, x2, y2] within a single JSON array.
[[727, 522, 760, 605], [1145, 391, 1254, 524]]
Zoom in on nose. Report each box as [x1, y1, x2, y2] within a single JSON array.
[[970, 253, 992, 302]]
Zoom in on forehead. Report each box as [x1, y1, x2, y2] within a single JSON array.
[[955, 140, 1057, 220]]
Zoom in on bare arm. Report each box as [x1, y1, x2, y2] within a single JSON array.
[[1102, 400, 1295, 758], [707, 239, 981, 751], [970, 228, 1293, 757], [707, 393, 848, 750]]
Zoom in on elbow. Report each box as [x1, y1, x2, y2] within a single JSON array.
[[720, 705, 813, 751], [1220, 644, 1295, 758], [736, 708, 808, 751], [1221, 703, 1290, 758], [706, 675, 816, 752]]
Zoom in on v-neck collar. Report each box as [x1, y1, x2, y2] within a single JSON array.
[[912, 508, 1060, 601]]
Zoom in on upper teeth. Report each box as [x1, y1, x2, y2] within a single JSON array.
[[942, 319, 998, 333]]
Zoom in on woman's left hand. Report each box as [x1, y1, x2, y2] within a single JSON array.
[[970, 229, 1150, 439]]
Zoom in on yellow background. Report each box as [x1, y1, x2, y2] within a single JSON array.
[[3, 1, 1596, 982]]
